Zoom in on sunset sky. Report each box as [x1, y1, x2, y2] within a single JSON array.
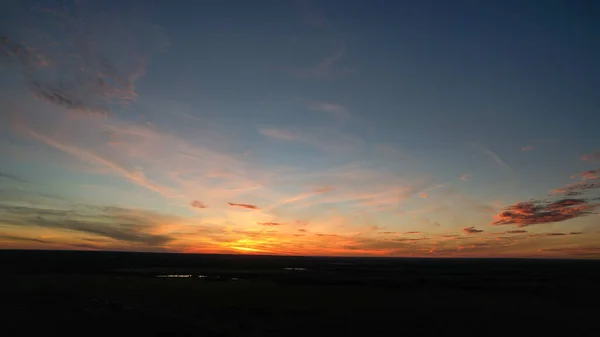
[[1, 0, 599, 258]]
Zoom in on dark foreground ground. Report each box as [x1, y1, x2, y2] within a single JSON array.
[[1, 250, 599, 336]]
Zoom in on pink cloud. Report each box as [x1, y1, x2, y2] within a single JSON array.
[[581, 152, 600, 162], [460, 173, 470, 181], [419, 192, 429, 199], [570, 169, 600, 181], [521, 145, 534, 152], [492, 198, 598, 227], [308, 101, 350, 121], [190, 200, 207, 209]]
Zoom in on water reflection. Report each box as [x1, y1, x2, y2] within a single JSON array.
[[284, 267, 307, 271], [156, 274, 192, 278]]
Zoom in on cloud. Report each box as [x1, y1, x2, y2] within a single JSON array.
[[0, 171, 26, 183], [492, 198, 598, 227], [462, 226, 484, 234], [308, 101, 350, 121], [228, 202, 260, 210], [0, 233, 54, 245], [190, 200, 207, 209], [290, 47, 354, 80], [552, 182, 600, 196], [314, 186, 335, 193], [570, 169, 600, 181], [460, 173, 470, 181], [569, 232, 583, 235], [259, 126, 363, 154], [297, 229, 307, 233], [404, 231, 422, 235], [505, 230, 527, 234], [419, 192, 429, 199], [18, 125, 177, 198], [539, 246, 600, 257], [521, 145, 534, 152], [541, 233, 566, 236], [481, 146, 513, 173], [0, 203, 175, 246], [581, 152, 600, 162], [1, 3, 167, 115], [257, 222, 282, 226]]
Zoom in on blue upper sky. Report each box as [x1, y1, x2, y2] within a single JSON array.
[[0, 0, 599, 257]]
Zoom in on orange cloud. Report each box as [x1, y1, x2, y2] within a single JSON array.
[[257, 222, 282, 226], [419, 192, 429, 199]]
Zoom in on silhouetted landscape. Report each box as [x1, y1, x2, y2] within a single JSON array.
[[2, 250, 600, 336]]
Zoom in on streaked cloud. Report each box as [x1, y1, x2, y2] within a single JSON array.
[[0, 203, 175, 246], [570, 169, 600, 181], [581, 152, 600, 162], [228, 202, 260, 210], [521, 145, 534, 152], [0, 170, 26, 183], [308, 101, 350, 121], [257, 222, 283, 226], [481, 146, 513, 173], [460, 173, 470, 181], [1, 2, 167, 115]]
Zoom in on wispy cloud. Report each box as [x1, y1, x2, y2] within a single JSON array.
[[460, 173, 470, 181], [290, 47, 354, 80], [521, 145, 534, 152], [0, 170, 26, 183], [259, 126, 364, 154], [0, 203, 176, 246], [17, 123, 178, 198], [570, 169, 600, 181], [308, 101, 350, 121], [581, 152, 600, 162], [481, 146, 513, 173], [228, 202, 260, 210], [257, 222, 283, 226], [1, 2, 167, 115]]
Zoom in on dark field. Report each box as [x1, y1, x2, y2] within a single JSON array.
[[1, 250, 599, 336]]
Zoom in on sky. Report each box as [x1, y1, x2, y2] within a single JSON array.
[[0, 0, 599, 258]]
